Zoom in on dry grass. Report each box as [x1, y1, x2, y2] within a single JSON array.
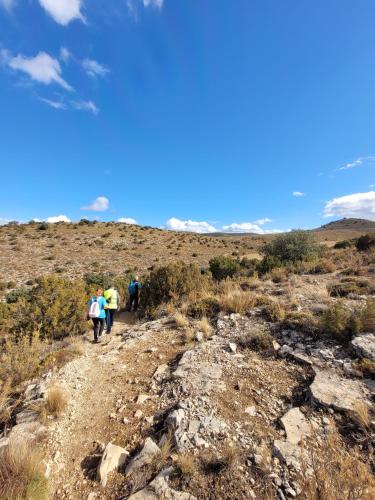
[[262, 300, 286, 322], [0, 378, 13, 425], [173, 312, 190, 329], [0, 334, 45, 388], [299, 432, 375, 499], [352, 402, 370, 430], [197, 316, 212, 337], [44, 386, 68, 418], [218, 289, 256, 314], [174, 453, 197, 477], [354, 358, 375, 379], [156, 432, 173, 470], [183, 327, 196, 345], [0, 440, 48, 500]]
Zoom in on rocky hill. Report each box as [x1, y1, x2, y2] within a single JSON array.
[[317, 218, 375, 232]]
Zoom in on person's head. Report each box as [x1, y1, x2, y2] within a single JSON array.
[[95, 288, 103, 297], [134, 276, 139, 282]]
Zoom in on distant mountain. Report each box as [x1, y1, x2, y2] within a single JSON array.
[[317, 218, 375, 232]]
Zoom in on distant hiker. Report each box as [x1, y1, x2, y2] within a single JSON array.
[[127, 276, 142, 312], [104, 284, 120, 334], [87, 288, 108, 343]]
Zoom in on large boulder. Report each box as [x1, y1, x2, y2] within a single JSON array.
[[128, 467, 196, 499], [97, 442, 128, 487], [351, 334, 375, 361], [125, 438, 160, 476], [309, 369, 370, 415], [280, 408, 311, 445]]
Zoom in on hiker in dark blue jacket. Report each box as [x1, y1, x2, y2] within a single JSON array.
[[127, 276, 142, 312]]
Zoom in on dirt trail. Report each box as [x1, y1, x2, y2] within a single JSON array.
[[44, 313, 183, 499]]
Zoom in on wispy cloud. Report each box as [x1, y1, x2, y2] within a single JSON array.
[[324, 191, 375, 220], [338, 156, 375, 171], [82, 196, 109, 212], [6, 51, 73, 91], [82, 58, 109, 78], [142, 0, 164, 8], [60, 47, 71, 63], [73, 99, 99, 115], [39, 97, 66, 109], [293, 191, 305, 197], [0, 0, 14, 11], [166, 217, 217, 233], [38, 0, 85, 26]]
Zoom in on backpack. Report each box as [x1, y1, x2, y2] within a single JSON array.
[[128, 282, 136, 295], [89, 298, 101, 318]]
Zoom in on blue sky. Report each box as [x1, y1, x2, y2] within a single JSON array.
[[0, 0, 374, 233]]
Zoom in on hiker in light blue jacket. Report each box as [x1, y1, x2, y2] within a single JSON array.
[[87, 288, 107, 343]]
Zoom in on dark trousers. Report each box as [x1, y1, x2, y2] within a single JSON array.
[[127, 293, 139, 311], [92, 318, 105, 340], [106, 309, 116, 332]]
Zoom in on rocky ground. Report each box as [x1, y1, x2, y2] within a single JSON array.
[[1, 302, 374, 499]]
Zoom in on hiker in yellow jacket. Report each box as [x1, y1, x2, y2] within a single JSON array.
[[104, 284, 120, 334]]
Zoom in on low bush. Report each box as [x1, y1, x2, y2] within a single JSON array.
[[334, 239, 353, 249], [141, 262, 204, 314], [6, 287, 31, 304], [354, 358, 375, 379], [198, 316, 212, 337], [11, 276, 88, 341], [356, 234, 375, 252], [209, 256, 240, 281], [261, 230, 320, 264], [256, 255, 283, 274], [360, 299, 375, 333], [309, 258, 336, 274], [262, 301, 286, 322], [237, 329, 274, 352], [173, 312, 189, 329], [187, 296, 220, 318], [321, 302, 352, 342]]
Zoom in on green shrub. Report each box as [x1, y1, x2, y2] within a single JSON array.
[[187, 297, 220, 318], [334, 239, 353, 249], [141, 262, 203, 313], [84, 273, 114, 291], [360, 300, 375, 333], [37, 222, 49, 231], [356, 234, 375, 252], [261, 230, 320, 264], [11, 276, 88, 341], [257, 255, 282, 274], [321, 302, 351, 342], [6, 287, 31, 304], [209, 256, 240, 281]]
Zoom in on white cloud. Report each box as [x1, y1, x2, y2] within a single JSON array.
[[82, 58, 109, 78], [0, 217, 10, 225], [117, 217, 138, 224], [338, 156, 375, 171], [222, 222, 282, 234], [324, 191, 375, 220], [253, 218, 272, 225], [0, 0, 14, 11], [73, 100, 99, 115], [142, 0, 163, 7], [39, 97, 66, 109], [60, 47, 71, 63], [8, 51, 73, 91], [82, 196, 109, 212], [293, 191, 305, 197], [166, 217, 217, 233], [46, 215, 71, 223], [38, 0, 85, 25]]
